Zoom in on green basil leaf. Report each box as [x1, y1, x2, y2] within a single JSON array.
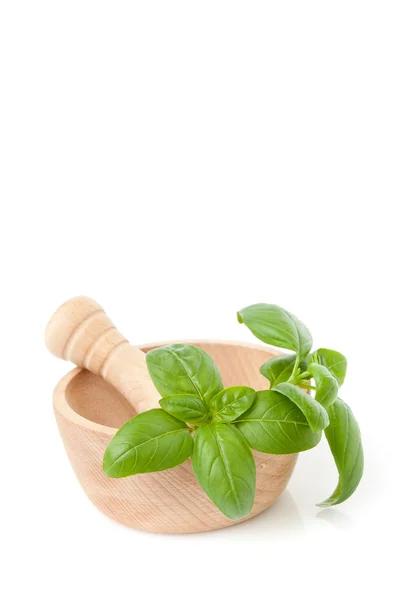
[[260, 354, 308, 387], [318, 398, 363, 506], [103, 409, 193, 477], [235, 390, 321, 454], [210, 386, 256, 423], [308, 363, 339, 408], [275, 382, 329, 432], [160, 394, 210, 424], [312, 348, 347, 387], [146, 343, 223, 405], [237, 303, 312, 358], [192, 423, 256, 520]]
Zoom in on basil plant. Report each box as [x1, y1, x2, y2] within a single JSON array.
[[103, 304, 363, 520]]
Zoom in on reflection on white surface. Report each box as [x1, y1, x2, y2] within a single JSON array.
[[316, 508, 355, 529], [204, 491, 304, 540]]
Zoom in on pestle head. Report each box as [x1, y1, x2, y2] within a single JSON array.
[[45, 296, 160, 412], [45, 296, 110, 364]]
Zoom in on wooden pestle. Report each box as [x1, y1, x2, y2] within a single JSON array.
[[45, 296, 160, 414]]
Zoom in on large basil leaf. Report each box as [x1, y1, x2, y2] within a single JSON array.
[[308, 363, 338, 408], [318, 398, 364, 506], [103, 409, 193, 477], [237, 303, 312, 358], [275, 382, 329, 432], [235, 390, 321, 454], [210, 386, 256, 423], [192, 423, 256, 519], [260, 354, 307, 388], [312, 348, 347, 387], [146, 344, 223, 405], [160, 394, 210, 424]]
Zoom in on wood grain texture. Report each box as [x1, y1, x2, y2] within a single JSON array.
[[53, 340, 298, 533], [45, 296, 160, 413]]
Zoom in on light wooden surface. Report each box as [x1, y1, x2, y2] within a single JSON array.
[[53, 340, 298, 534], [45, 296, 160, 414]]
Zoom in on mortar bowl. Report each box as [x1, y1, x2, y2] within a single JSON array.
[[53, 339, 298, 533]]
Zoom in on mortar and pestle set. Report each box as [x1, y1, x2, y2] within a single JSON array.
[[46, 297, 297, 533]]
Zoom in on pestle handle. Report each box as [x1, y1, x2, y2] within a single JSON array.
[[45, 296, 160, 414]]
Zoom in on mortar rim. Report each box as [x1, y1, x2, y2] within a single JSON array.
[[53, 338, 281, 437]]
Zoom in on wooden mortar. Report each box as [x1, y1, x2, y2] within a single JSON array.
[[47, 299, 297, 533]]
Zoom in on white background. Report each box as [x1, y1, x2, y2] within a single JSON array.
[[1, 1, 399, 598]]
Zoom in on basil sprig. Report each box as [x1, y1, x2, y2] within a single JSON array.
[[103, 305, 363, 520], [238, 303, 363, 508], [104, 343, 257, 519]]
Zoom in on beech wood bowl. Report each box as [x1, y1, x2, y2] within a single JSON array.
[[53, 339, 298, 534]]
